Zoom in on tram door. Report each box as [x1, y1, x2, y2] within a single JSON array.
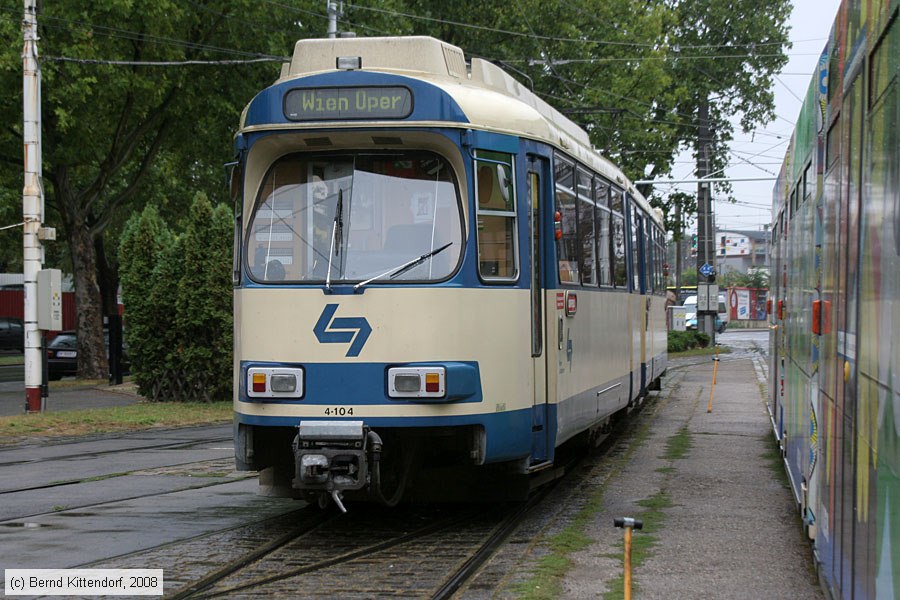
[[527, 156, 551, 464]]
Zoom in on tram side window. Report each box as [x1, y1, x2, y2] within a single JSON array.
[[630, 204, 641, 291], [611, 190, 627, 288], [576, 168, 597, 286], [803, 163, 815, 201], [595, 178, 612, 286], [656, 230, 666, 293], [643, 217, 653, 292], [554, 155, 579, 284], [475, 151, 517, 280]]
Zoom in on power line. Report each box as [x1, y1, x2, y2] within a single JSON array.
[[348, 3, 813, 52], [45, 56, 286, 66]]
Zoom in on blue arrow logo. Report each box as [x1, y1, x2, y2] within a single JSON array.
[[313, 304, 372, 357]]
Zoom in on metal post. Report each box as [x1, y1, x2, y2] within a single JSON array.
[[696, 99, 716, 343], [708, 347, 720, 413], [326, 0, 341, 38], [23, 0, 44, 413]]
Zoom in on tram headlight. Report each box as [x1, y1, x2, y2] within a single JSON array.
[[394, 373, 422, 393], [271, 373, 298, 393], [388, 367, 445, 399], [247, 367, 304, 398]]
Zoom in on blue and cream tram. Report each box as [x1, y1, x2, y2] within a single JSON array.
[[232, 36, 667, 509]]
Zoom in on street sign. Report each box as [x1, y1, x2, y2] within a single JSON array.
[[699, 262, 714, 278]]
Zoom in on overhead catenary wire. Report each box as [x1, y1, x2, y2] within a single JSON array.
[[348, 2, 820, 51]]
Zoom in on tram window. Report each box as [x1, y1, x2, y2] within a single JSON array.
[[610, 187, 624, 214], [612, 213, 627, 288], [641, 215, 656, 293], [594, 179, 612, 286], [577, 168, 597, 286], [869, 20, 896, 108], [630, 204, 641, 291], [655, 232, 666, 293], [245, 151, 463, 284], [827, 117, 840, 168], [610, 187, 627, 288], [803, 163, 812, 200], [475, 151, 518, 280], [554, 155, 579, 284]]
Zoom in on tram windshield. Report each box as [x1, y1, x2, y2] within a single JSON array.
[[246, 151, 463, 284]]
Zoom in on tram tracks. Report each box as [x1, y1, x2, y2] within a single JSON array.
[[142, 415, 639, 598], [82, 397, 660, 599]]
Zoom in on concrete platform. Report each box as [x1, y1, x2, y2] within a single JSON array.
[[564, 354, 824, 599]]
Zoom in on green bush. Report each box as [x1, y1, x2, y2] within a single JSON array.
[[119, 206, 174, 396], [667, 330, 711, 353], [119, 195, 233, 402]]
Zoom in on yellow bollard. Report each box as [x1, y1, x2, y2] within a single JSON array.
[[614, 517, 643, 600], [707, 346, 720, 413]]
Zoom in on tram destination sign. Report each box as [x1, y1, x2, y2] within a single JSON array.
[[284, 86, 413, 121]]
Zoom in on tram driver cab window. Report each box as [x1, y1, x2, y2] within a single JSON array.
[[475, 151, 517, 280]]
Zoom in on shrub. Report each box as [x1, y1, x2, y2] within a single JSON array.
[[119, 206, 174, 396], [667, 330, 711, 353], [119, 195, 233, 402]]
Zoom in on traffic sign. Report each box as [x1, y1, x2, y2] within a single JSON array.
[[699, 263, 714, 278]]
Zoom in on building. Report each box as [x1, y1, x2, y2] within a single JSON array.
[[714, 228, 769, 276]]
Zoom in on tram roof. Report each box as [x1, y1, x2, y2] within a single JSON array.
[[254, 36, 657, 221]]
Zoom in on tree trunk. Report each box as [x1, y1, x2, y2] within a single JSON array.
[[95, 236, 119, 316], [69, 224, 108, 380]]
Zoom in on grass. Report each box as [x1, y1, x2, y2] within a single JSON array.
[[515, 398, 667, 599], [669, 345, 732, 359], [0, 401, 232, 444], [660, 426, 693, 460], [760, 434, 790, 489], [515, 486, 606, 600], [0, 354, 23, 366]]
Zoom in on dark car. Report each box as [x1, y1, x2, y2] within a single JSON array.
[[0, 317, 24, 352], [47, 330, 130, 380]]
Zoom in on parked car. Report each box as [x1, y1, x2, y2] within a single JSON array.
[[683, 294, 729, 334], [0, 317, 24, 352], [47, 330, 130, 380]]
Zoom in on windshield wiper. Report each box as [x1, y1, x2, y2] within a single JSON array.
[[325, 188, 343, 291], [353, 242, 453, 292]]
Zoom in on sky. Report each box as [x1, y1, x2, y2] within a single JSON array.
[[662, 0, 844, 234]]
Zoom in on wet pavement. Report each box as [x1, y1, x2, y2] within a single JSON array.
[[0, 424, 299, 572]]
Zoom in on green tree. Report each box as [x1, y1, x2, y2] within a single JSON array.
[[174, 193, 232, 401], [118, 205, 173, 395], [0, 0, 308, 378], [145, 234, 185, 400], [382, 0, 790, 198]]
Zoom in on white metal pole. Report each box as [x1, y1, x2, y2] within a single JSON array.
[[23, 0, 44, 412], [327, 0, 337, 38]]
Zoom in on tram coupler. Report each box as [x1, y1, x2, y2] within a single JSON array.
[[292, 421, 384, 511]]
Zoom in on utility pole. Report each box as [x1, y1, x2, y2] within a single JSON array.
[[23, 0, 44, 412], [326, 0, 342, 38], [674, 202, 682, 301], [696, 98, 716, 342]]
